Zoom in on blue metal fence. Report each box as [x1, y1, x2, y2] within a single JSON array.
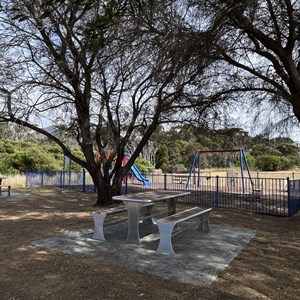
[[124, 174, 293, 217], [288, 179, 300, 217], [26, 170, 86, 191], [26, 170, 300, 217]]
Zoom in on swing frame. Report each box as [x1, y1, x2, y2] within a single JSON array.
[[186, 148, 254, 193]]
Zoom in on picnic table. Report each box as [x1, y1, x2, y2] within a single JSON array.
[[112, 190, 190, 244]]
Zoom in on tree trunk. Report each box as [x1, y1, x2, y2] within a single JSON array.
[[111, 173, 124, 197], [94, 177, 112, 206], [92, 168, 125, 206]]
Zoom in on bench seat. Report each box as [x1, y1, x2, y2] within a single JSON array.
[[156, 206, 212, 255], [0, 185, 11, 196], [92, 202, 154, 241]]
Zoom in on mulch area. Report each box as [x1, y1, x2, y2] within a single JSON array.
[[0, 187, 300, 299]]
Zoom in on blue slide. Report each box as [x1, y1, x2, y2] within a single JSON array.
[[131, 164, 151, 186]]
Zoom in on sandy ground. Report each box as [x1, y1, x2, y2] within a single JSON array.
[[0, 188, 300, 300]]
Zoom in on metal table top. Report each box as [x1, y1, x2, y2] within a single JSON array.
[[112, 190, 190, 203]]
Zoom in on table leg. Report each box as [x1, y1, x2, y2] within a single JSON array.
[[125, 201, 142, 244], [166, 197, 177, 215]]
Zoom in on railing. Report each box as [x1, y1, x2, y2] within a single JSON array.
[[25, 170, 300, 217], [124, 174, 293, 217], [288, 179, 300, 217], [25, 170, 94, 191]]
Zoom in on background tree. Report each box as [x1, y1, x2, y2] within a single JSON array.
[[1, 124, 299, 174], [0, 0, 221, 205], [190, 0, 300, 132]]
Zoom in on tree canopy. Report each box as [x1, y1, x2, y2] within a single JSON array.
[[1, 0, 300, 205], [0, 0, 223, 205], [151, 125, 300, 172], [0, 125, 298, 174], [190, 0, 300, 131]]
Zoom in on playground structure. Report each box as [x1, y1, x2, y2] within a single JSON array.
[[97, 151, 151, 187], [186, 149, 254, 193], [122, 155, 151, 186], [130, 164, 151, 186]]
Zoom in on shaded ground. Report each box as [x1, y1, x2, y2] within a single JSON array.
[[32, 223, 255, 286], [0, 188, 300, 299]]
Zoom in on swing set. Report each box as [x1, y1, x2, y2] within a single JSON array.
[[186, 148, 254, 193]]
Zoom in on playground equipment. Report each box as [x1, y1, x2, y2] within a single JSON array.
[[97, 151, 151, 186], [123, 154, 151, 186], [186, 148, 254, 193], [130, 164, 151, 186]]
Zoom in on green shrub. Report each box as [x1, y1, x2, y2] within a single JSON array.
[[245, 154, 256, 170], [155, 145, 169, 169], [276, 143, 300, 157], [255, 155, 284, 171], [161, 163, 187, 173], [0, 139, 77, 173], [134, 157, 155, 174]]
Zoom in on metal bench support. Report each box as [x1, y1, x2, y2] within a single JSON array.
[[156, 207, 212, 255], [92, 203, 154, 241]]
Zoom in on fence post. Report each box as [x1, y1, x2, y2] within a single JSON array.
[[216, 176, 219, 207], [68, 167, 71, 191], [82, 169, 86, 192], [25, 171, 28, 187], [59, 171, 62, 188], [62, 170, 65, 189], [164, 174, 167, 190], [287, 177, 291, 217], [41, 172, 44, 187]]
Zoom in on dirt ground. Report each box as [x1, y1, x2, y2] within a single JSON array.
[[0, 188, 300, 300]]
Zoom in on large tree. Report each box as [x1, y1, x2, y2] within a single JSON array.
[[0, 0, 219, 205], [190, 0, 300, 132]]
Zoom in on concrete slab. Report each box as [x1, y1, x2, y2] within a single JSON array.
[[32, 222, 255, 285]]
